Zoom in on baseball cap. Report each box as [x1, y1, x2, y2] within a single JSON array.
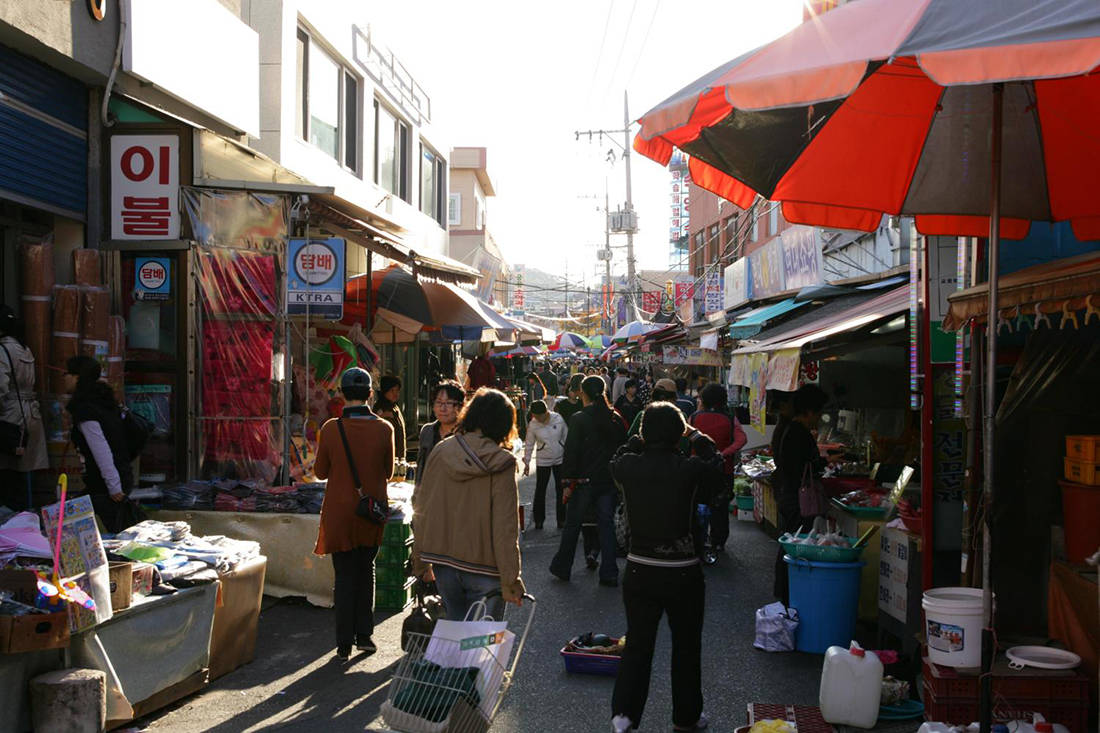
[[655, 378, 678, 393], [341, 367, 372, 392]]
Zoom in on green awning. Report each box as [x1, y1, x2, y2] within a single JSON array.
[[728, 298, 810, 339]]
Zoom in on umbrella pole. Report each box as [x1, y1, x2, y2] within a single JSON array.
[[980, 82, 1004, 733]]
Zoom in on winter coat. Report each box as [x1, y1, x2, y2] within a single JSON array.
[[689, 409, 748, 475], [67, 382, 133, 498], [522, 412, 567, 467], [561, 404, 627, 486], [412, 430, 524, 599], [0, 337, 47, 471], [313, 408, 394, 555]]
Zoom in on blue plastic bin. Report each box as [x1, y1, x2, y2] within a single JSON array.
[[784, 555, 865, 654]]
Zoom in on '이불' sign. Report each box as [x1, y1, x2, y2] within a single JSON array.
[[111, 135, 180, 240]]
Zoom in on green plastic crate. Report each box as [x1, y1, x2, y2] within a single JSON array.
[[383, 521, 414, 545], [376, 562, 410, 587], [376, 539, 413, 566], [376, 577, 416, 611], [735, 495, 755, 511]]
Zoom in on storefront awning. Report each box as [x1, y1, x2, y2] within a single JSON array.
[[730, 286, 908, 390], [943, 251, 1100, 331], [193, 130, 334, 195], [506, 318, 555, 345], [728, 298, 810, 339], [309, 201, 481, 286]]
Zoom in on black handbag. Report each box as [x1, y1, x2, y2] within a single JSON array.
[[401, 578, 445, 651], [336, 418, 388, 525], [0, 342, 29, 457]]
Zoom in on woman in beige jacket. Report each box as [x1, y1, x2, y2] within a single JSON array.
[[413, 388, 524, 621]]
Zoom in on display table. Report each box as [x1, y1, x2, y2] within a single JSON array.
[[72, 583, 219, 726], [752, 478, 779, 534], [209, 554, 267, 680], [151, 509, 335, 607]]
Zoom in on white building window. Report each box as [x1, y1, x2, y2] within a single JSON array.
[[420, 143, 446, 226], [751, 214, 759, 242], [474, 188, 486, 230], [375, 100, 409, 202], [448, 193, 461, 226], [769, 205, 779, 236], [295, 28, 360, 172]]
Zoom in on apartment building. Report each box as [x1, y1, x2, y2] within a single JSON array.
[[448, 147, 510, 306]]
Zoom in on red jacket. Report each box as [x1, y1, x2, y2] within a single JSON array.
[[467, 357, 496, 389], [689, 409, 748, 475]]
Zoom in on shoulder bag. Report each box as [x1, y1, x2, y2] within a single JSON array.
[[798, 462, 829, 518], [0, 343, 29, 457], [336, 418, 388, 525]]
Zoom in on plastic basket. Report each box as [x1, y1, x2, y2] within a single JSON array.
[[377, 537, 414, 565], [377, 577, 416, 611], [778, 534, 866, 563], [830, 498, 888, 518], [376, 562, 411, 587], [735, 495, 755, 511], [384, 521, 414, 545], [560, 639, 622, 677]]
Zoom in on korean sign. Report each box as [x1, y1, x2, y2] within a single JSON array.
[[662, 345, 723, 367], [286, 238, 345, 319], [111, 135, 180, 240], [723, 257, 750, 310], [134, 257, 171, 302], [749, 237, 786, 299], [703, 270, 724, 315], [779, 226, 824, 291]]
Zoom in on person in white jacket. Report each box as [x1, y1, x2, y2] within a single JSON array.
[[522, 400, 568, 529]]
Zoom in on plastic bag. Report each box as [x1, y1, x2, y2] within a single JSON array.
[[754, 601, 799, 652]]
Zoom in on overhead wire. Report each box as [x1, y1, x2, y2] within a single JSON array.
[[599, 0, 639, 112], [583, 0, 617, 116], [623, 0, 662, 92]]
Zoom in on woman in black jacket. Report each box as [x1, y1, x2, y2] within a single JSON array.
[[549, 376, 627, 587], [64, 356, 136, 533], [609, 402, 724, 733]]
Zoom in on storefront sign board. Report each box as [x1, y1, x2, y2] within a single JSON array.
[[111, 134, 180, 240], [780, 226, 824, 291], [286, 238, 345, 319], [662, 345, 723, 367], [749, 237, 786, 300], [703, 270, 724, 315], [723, 257, 750, 310], [134, 257, 171, 301]]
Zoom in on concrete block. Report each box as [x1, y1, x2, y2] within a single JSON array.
[[29, 668, 106, 733]]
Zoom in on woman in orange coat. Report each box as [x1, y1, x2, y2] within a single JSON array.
[[314, 368, 394, 661]]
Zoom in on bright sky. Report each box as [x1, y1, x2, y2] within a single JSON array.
[[364, 1, 803, 286]]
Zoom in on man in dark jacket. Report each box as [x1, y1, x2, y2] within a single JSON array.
[[549, 376, 627, 586], [537, 362, 560, 398], [609, 402, 723, 733]]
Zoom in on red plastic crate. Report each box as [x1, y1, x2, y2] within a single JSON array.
[[747, 705, 833, 733], [923, 683, 1089, 732], [922, 657, 1090, 703]]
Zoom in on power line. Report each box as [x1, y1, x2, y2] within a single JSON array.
[[583, 0, 617, 115], [599, 0, 639, 113], [623, 0, 661, 91]]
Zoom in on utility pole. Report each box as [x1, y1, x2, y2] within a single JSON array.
[[604, 181, 612, 333], [623, 91, 638, 322]]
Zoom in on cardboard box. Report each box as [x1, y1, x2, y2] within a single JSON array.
[[108, 562, 133, 612], [0, 611, 70, 653], [131, 563, 154, 598]]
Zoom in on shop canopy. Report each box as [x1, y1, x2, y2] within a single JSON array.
[[506, 318, 555, 346], [730, 286, 908, 391], [943, 251, 1100, 331], [728, 298, 810, 339]]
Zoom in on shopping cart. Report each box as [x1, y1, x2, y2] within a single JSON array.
[[380, 592, 537, 733]]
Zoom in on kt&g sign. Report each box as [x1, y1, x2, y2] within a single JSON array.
[[286, 238, 345, 319]]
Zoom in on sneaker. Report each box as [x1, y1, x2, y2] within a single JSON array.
[[674, 713, 709, 731], [611, 714, 633, 733], [702, 550, 717, 565], [585, 553, 599, 571], [335, 645, 351, 661], [356, 635, 377, 655]]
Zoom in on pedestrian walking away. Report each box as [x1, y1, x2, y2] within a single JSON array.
[[413, 388, 526, 622], [522, 400, 568, 529], [550, 375, 627, 587], [416, 380, 466, 489], [689, 383, 747, 562], [312, 368, 394, 661], [609, 402, 724, 733], [0, 306, 47, 511]]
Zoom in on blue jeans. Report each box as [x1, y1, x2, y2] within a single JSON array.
[[550, 483, 619, 582], [433, 565, 505, 621]]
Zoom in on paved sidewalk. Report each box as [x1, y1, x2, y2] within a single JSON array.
[[141, 475, 824, 732]]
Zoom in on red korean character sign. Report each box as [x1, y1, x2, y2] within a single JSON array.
[[111, 135, 180, 240]]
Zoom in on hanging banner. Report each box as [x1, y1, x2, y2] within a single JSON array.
[[286, 237, 345, 319], [748, 353, 769, 433], [674, 275, 695, 307], [749, 237, 787, 299], [766, 348, 801, 392], [662, 345, 723, 367], [642, 291, 661, 313], [703, 270, 724, 315], [780, 226, 824, 291], [724, 257, 750, 310]]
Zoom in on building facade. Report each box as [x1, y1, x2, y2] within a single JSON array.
[[448, 147, 509, 306]]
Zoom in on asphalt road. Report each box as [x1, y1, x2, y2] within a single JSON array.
[[140, 475, 824, 732]]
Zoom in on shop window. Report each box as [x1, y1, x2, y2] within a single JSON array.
[[474, 187, 485, 230], [708, 224, 719, 262], [725, 215, 738, 255], [751, 214, 759, 242], [448, 192, 461, 226], [420, 143, 446, 226], [769, 205, 779, 236], [375, 100, 410, 202], [295, 29, 360, 172]]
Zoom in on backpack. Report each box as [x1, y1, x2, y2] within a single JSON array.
[[120, 406, 155, 460]]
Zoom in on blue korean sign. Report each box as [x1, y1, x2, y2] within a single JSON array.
[[286, 238, 345, 319], [134, 257, 171, 301]]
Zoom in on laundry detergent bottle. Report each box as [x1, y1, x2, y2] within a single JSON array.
[[819, 642, 884, 728]]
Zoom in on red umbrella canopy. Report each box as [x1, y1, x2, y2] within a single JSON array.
[[634, 0, 1100, 240]]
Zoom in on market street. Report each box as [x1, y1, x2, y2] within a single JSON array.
[[138, 473, 824, 732]]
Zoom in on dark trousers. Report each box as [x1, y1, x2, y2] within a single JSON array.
[[534, 464, 565, 527], [582, 525, 599, 557], [550, 483, 618, 582], [331, 545, 379, 647], [612, 561, 705, 728]]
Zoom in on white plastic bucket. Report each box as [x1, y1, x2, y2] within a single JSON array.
[[922, 587, 992, 668]]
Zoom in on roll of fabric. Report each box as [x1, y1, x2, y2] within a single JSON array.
[[107, 315, 126, 403], [50, 286, 82, 394], [72, 248, 101, 287], [20, 241, 55, 395], [79, 287, 110, 370]]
